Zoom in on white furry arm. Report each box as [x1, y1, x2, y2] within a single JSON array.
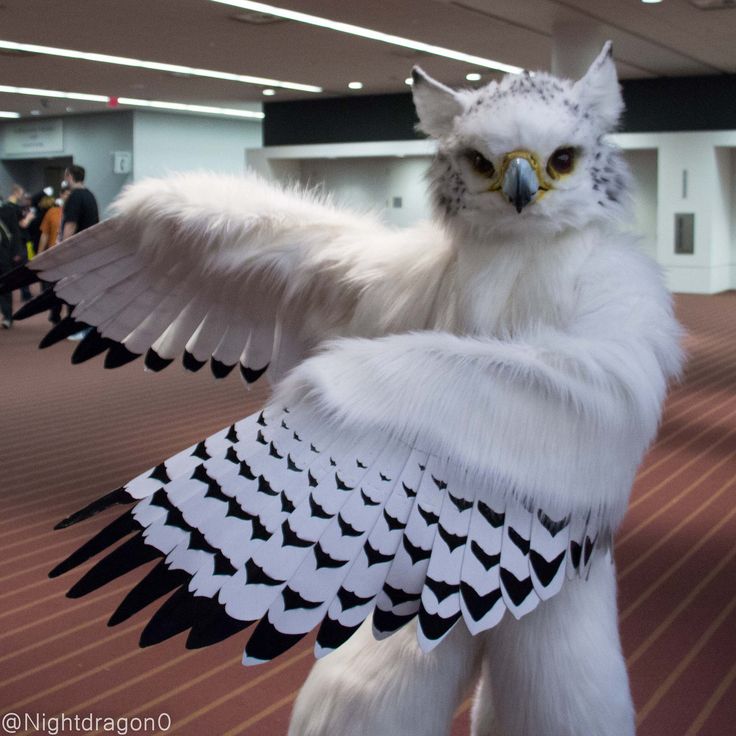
[[278, 242, 683, 526], [19, 172, 451, 381]]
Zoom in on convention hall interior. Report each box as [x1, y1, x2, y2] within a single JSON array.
[[1, 1, 735, 735]]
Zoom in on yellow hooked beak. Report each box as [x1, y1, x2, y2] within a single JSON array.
[[489, 150, 553, 213]]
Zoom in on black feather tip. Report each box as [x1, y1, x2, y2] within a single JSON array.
[[144, 348, 173, 372], [54, 487, 133, 529], [39, 317, 90, 349], [182, 350, 206, 372], [49, 512, 141, 578], [71, 329, 114, 364], [244, 613, 306, 664], [105, 342, 141, 369], [240, 363, 269, 384], [66, 533, 160, 599], [13, 288, 64, 320], [210, 357, 236, 379], [0, 264, 41, 294], [108, 560, 189, 626]]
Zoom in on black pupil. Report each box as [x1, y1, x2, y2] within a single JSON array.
[[553, 149, 573, 172], [472, 153, 495, 176]]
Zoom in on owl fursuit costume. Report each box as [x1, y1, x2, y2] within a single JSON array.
[[3, 43, 682, 736]]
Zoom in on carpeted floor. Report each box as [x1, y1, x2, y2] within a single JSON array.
[[0, 291, 734, 735]]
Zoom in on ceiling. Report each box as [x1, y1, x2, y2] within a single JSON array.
[[1, 0, 735, 120]]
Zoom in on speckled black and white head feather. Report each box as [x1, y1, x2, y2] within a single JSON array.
[[413, 42, 632, 237]]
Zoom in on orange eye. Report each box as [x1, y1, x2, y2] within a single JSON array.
[[468, 151, 495, 178], [547, 147, 576, 177]]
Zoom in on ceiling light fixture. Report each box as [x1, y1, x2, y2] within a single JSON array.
[[262, 88, 276, 96], [0, 84, 265, 119], [0, 84, 109, 102], [466, 72, 482, 81], [210, 0, 524, 74], [116, 97, 264, 118], [641, 0, 663, 3], [348, 81, 363, 90], [0, 110, 20, 118], [404, 77, 413, 86], [0, 39, 322, 93]]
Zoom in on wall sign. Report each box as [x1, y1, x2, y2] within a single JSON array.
[[2, 119, 64, 156]]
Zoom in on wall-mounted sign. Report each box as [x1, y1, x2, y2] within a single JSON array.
[[2, 119, 64, 156], [113, 151, 132, 174]]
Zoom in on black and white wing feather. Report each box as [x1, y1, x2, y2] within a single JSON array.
[[51, 393, 608, 665]]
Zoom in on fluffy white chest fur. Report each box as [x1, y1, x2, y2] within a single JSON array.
[[450, 229, 591, 337]]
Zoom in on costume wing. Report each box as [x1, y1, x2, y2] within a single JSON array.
[[1, 172, 442, 383], [50, 333, 613, 665]]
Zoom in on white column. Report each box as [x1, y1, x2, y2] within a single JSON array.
[[656, 134, 734, 294]]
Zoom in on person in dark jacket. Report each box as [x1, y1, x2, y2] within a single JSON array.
[[0, 185, 26, 328]]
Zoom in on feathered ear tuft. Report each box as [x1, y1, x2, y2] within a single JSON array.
[[573, 41, 623, 130], [411, 66, 464, 138]]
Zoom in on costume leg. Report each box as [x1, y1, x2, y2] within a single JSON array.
[[469, 664, 501, 736], [481, 554, 635, 736], [289, 617, 482, 736]]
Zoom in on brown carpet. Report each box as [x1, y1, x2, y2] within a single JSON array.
[[0, 290, 734, 735]]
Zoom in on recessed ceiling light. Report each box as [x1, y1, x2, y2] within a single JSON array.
[[466, 72, 482, 81], [0, 110, 20, 118], [348, 81, 363, 90], [262, 88, 276, 96], [0, 84, 265, 119], [65, 106, 74, 112], [210, 1, 524, 74], [641, 0, 663, 3], [0, 39, 322, 93], [404, 77, 413, 86]]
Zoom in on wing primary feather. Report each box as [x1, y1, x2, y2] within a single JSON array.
[[372, 608, 415, 636], [55, 487, 133, 529], [418, 608, 461, 644], [210, 357, 236, 379], [138, 587, 202, 648], [104, 342, 141, 369], [315, 616, 361, 654], [39, 317, 91, 349], [49, 511, 141, 577], [185, 600, 253, 649], [108, 560, 189, 626], [144, 348, 174, 372], [241, 363, 269, 384], [243, 613, 306, 665], [0, 263, 41, 293], [12, 287, 63, 320], [66, 533, 160, 598], [182, 350, 206, 372], [70, 329, 114, 364]]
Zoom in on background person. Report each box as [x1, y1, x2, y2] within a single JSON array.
[[61, 166, 98, 338], [0, 184, 27, 327], [61, 165, 98, 241]]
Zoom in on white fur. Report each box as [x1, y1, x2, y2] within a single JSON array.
[[475, 556, 634, 736], [278, 226, 681, 527], [289, 618, 482, 736], [292, 557, 633, 736]]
